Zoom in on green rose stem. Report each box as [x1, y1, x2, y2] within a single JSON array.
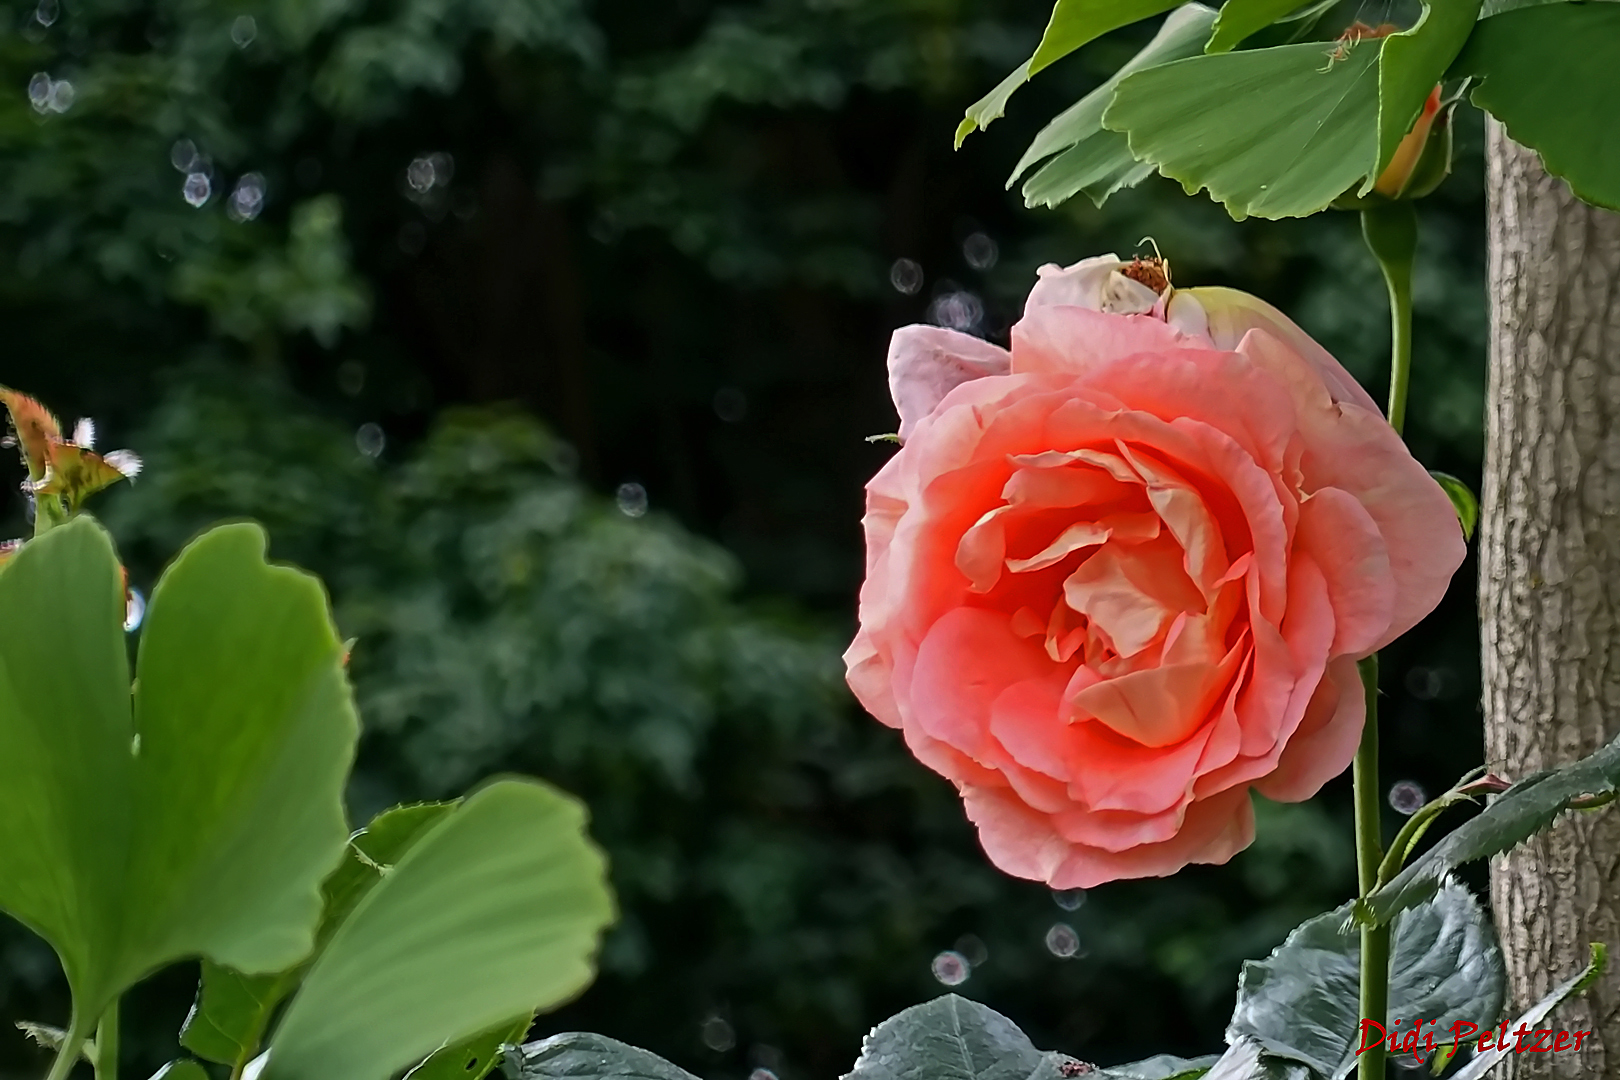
[[1352, 656, 1388, 1080], [1363, 202, 1418, 437], [1355, 200, 1419, 1080]]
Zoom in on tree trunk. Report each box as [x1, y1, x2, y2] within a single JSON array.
[[1482, 120, 1620, 1078]]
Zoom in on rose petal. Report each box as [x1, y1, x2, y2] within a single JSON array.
[[903, 721, 1005, 789], [1051, 802, 1186, 851], [1295, 486, 1395, 658], [886, 325, 1012, 441], [1011, 304, 1192, 379], [1007, 513, 1159, 575], [1071, 638, 1245, 748], [962, 783, 1254, 888], [910, 606, 1053, 761], [1024, 255, 1122, 312], [988, 673, 1074, 781], [1177, 287, 1382, 415], [1253, 655, 1366, 801], [956, 506, 1012, 593], [1236, 328, 1464, 645], [1002, 462, 1132, 509], [844, 630, 900, 728], [1062, 536, 1201, 659]]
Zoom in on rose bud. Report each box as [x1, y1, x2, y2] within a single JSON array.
[[1374, 86, 1445, 199]]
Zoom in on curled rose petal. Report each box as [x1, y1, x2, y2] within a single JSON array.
[[886, 325, 1010, 442], [850, 254, 1464, 887], [1024, 254, 1162, 316]]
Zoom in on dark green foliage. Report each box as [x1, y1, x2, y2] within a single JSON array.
[[1361, 732, 1620, 926], [506, 1000, 1220, 1080], [1228, 883, 1502, 1080]]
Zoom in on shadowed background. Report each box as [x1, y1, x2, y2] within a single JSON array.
[[0, 0, 1484, 1076]]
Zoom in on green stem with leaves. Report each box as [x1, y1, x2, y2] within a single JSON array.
[[1354, 200, 1419, 1080]]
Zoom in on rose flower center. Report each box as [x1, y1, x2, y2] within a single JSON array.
[[953, 439, 1253, 749]]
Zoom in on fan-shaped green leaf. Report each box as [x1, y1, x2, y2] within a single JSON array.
[[955, 0, 1181, 145], [1453, 2, 1620, 211], [180, 966, 298, 1070], [956, 64, 1035, 148], [182, 801, 459, 1070], [406, 1014, 532, 1080], [1206, 0, 1313, 53], [1013, 4, 1216, 208], [1104, 38, 1380, 220], [125, 521, 357, 974], [262, 780, 614, 1080], [0, 519, 357, 1022], [1030, 0, 1184, 73]]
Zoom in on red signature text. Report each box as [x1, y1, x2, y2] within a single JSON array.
[[1357, 1019, 1594, 1062]]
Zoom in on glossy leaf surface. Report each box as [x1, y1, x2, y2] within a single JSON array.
[[503, 1032, 701, 1080], [1229, 883, 1503, 1080], [1099, 1053, 1221, 1080], [843, 995, 1089, 1080], [1451, 944, 1606, 1080]]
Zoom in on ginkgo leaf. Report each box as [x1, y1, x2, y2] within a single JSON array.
[[1205, 0, 1313, 53], [1012, 4, 1216, 209], [0, 519, 356, 1025], [262, 780, 614, 1080], [1104, 37, 1380, 220], [955, 0, 1181, 145], [1453, 2, 1620, 212]]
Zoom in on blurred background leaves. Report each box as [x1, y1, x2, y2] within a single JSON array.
[[0, 0, 1483, 1076]]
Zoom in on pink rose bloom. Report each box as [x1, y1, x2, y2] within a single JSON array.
[[848, 255, 1464, 888]]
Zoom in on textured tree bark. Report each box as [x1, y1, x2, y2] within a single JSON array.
[[1482, 121, 1620, 1078]]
